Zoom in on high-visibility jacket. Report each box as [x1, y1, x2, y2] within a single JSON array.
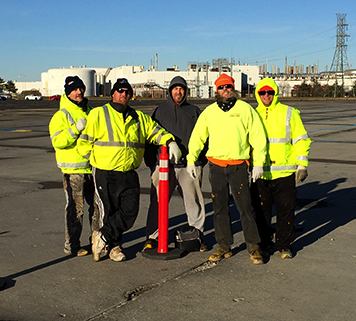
[[49, 94, 92, 174], [255, 78, 311, 180], [77, 103, 174, 172], [187, 99, 267, 166]]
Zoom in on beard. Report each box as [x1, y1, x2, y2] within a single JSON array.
[[215, 89, 239, 104]]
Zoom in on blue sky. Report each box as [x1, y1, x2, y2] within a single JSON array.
[[1, 0, 355, 82]]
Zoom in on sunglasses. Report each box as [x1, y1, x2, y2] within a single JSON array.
[[259, 90, 275, 96], [217, 84, 234, 90], [117, 88, 129, 95]]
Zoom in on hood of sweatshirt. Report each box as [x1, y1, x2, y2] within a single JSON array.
[[255, 78, 280, 110]]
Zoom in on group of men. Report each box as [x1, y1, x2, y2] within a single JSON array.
[[49, 72, 311, 265]]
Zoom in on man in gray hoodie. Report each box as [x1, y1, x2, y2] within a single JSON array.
[[143, 76, 207, 252]]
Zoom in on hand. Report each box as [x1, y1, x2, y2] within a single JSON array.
[[76, 118, 87, 132], [252, 166, 264, 182], [168, 141, 182, 164], [296, 165, 308, 183], [186, 164, 197, 179]]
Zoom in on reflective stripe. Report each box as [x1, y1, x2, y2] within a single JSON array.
[[159, 159, 169, 167], [51, 130, 62, 140], [57, 161, 90, 168], [103, 105, 114, 141], [95, 141, 125, 147], [82, 151, 91, 159], [263, 165, 297, 172], [297, 155, 308, 161], [148, 126, 161, 142], [80, 133, 94, 141], [60, 109, 75, 125], [268, 137, 289, 143], [127, 142, 145, 148], [94, 141, 145, 148], [68, 127, 77, 139], [292, 133, 309, 145], [136, 118, 141, 142], [285, 106, 292, 142], [94, 104, 145, 149], [267, 106, 293, 144], [159, 172, 169, 180]]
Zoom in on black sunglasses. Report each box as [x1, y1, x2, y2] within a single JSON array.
[[117, 88, 129, 95], [217, 84, 234, 90], [259, 90, 275, 96]]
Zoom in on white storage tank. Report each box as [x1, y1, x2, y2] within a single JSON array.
[[45, 68, 96, 97]]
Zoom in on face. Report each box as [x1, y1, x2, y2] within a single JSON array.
[[171, 86, 185, 104], [68, 87, 85, 102], [112, 88, 131, 106], [217, 84, 234, 100], [259, 90, 275, 107]]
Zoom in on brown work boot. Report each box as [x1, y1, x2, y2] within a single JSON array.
[[208, 245, 232, 262], [250, 249, 264, 264]]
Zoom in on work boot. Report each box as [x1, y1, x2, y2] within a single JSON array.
[[260, 241, 275, 258], [63, 247, 88, 257], [109, 245, 126, 262], [142, 238, 156, 251], [280, 249, 293, 259], [200, 240, 208, 252], [91, 230, 107, 262], [208, 245, 232, 262], [249, 249, 264, 264]]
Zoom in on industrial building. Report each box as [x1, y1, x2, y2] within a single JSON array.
[[13, 60, 259, 98], [13, 59, 356, 98]]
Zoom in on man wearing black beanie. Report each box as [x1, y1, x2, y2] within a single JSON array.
[[49, 75, 99, 257], [77, 78, 182, 262]]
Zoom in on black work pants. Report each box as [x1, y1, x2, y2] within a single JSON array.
[[252, 173, 296, 251], [94, 168, 140, 247], [209, 162, 261, 252]]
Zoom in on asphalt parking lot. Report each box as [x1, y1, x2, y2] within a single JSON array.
[[0, 98, 355, 321]]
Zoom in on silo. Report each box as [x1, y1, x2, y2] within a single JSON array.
[[47, 68, 96, 97]]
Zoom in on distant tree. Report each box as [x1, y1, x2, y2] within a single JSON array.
[[296, 81, 312, 97], [6, 80, 17, 94], [311, 79, 322, 97], [0, 77, 5, 91], [323, 84, 344, 97]]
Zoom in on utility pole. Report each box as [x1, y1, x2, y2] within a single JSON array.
[[330, 13, 350, 97]]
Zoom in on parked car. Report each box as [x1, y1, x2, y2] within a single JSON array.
[[25, 94, 43, 100], [0, 93, 12, 100], [49, 95, 61, 101]]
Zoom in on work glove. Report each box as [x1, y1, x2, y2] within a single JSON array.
[[76, 118, 87, 132], [186, 164, 197, 179], [252, 166, 264, 182], [168, 141, 181, 164], [296, 165, 308, 183]]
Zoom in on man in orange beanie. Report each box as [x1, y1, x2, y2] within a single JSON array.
[[186, 73, 267, 264]]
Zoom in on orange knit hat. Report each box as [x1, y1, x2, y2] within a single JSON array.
[[214, 73, 235, 90]]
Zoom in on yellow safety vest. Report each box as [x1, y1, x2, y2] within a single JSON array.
[[49, 94, 92, 174], [255, 78, 311, 180], [187, 100, 267, 167], [77, 103, 174, 171]]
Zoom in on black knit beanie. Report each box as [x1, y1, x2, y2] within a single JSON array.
[[110, 78, 133, 98], [64, 76, 86, 96]]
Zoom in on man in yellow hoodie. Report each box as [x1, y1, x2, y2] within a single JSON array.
[[252, 78, 311, 259], [187, 73, 267, 264], [49, 76, 98, 256]]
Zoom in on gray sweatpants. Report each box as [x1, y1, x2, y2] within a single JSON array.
[[145, 166, 206, 240]]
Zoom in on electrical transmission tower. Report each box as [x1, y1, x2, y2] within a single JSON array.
[[330, 13, 350, 97]]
